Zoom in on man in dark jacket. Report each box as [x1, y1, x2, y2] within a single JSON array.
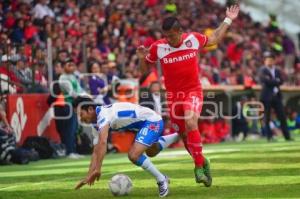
[[139, 81, 167, 117], [259, 51, 292, 141]]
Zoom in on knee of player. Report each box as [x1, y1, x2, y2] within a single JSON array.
[[185, 119, 198, 131], [128, 151, 139, 163]]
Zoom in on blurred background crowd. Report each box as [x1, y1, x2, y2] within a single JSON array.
[[0, 0, 300, 163], [0, 0, 300, 91]]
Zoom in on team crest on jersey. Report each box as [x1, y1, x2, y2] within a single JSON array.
[[185, 40, 192, 48], [149, 123, 159, 132]]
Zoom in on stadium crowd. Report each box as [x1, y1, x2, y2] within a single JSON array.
[[0, 0, 300, 90], [0, 0, 300, 163]]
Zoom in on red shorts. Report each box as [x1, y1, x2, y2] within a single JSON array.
[[167, 91, 203, 134]]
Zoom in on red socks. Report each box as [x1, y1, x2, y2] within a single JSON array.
[[186, 130, 204, 167]]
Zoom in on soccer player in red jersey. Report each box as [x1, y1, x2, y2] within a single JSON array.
[[137, 5, 240, 187]]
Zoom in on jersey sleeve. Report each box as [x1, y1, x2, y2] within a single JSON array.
[[96, 106, 113, 132], [192, 32, 208, 48], [145, 43, 158, 63]]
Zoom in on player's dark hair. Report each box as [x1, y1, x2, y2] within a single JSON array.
[[162, 17, 181, 31], [73, 96, 100, 111]]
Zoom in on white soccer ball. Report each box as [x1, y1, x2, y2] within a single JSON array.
[[109, 174, 133, 196]]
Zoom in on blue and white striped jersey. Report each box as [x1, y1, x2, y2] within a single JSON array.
[[96, 102, 162, 133]]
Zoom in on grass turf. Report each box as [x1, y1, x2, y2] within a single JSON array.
[[1, 139, 300, 199]]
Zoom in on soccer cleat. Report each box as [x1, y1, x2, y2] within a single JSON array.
[[203, 158, 212, 187], [194, 167, 207, 184], [194, 158, 212, 187], [157, 175, 170, 197]]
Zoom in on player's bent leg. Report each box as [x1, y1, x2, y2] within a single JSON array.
[[180, 133, 191, 155], [146, 142, 160, 157], [128, 142, 165, 183], [130, 141, 169, 197], [128, 142, 147, 163], [146, 133, 180, 157], [185, 110, 205, 167], [184, 110, 212, 187], [158, 132, 180, 151]]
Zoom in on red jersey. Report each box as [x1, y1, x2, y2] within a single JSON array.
[[145, 32, 208, 93]]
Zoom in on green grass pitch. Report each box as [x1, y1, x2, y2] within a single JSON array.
[[1, 139, 300, 199]]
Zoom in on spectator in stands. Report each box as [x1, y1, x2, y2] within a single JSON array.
[[139, 81, 167, 116], [58, 58, 85, 158], [259, 51, 292, 141], [0, 56, 19, 93], [0, 100, 39, 165], [0, 93, 13, 164], [165, 0, 177, 14], [246, 97, 262, 135], [226, 42, 244, 65], [214, 118, 230, 142], [282, 34, 296, 76], [0, 0, 298, 89], [59, 58, 85, 103], [198, 118, 230, 144], [0, 94, 13, 133], [296, 112, 300, 132], [56, 50, 69, 63], [0, 128, 17, 165], [32, 0, 54, 20], [10, 19, 25, 44], [232, 96, 249, 141], [105, 61, 120, 84], [49, 59, 83, 158], [9, 55, 48, 93], [88, 62, 111, 105], [13, 57, 32, 89], [32, 63, 48, 93], [53, 61, 63, 81], [286, 109, 300, 135], [266, 14, 280, 34], [295, 56, 300, 85], [265, 112, 283, 138]]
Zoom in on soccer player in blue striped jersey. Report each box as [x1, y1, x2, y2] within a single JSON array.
[[74, 96, 178, 197]]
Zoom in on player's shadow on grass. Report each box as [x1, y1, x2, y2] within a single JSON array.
[[1, 183, 300, 199]]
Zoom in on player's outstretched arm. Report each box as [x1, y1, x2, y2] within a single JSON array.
[[75, 124, 110, 190], [206, 4, 240, 47], [136, 45, 151, 74]]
